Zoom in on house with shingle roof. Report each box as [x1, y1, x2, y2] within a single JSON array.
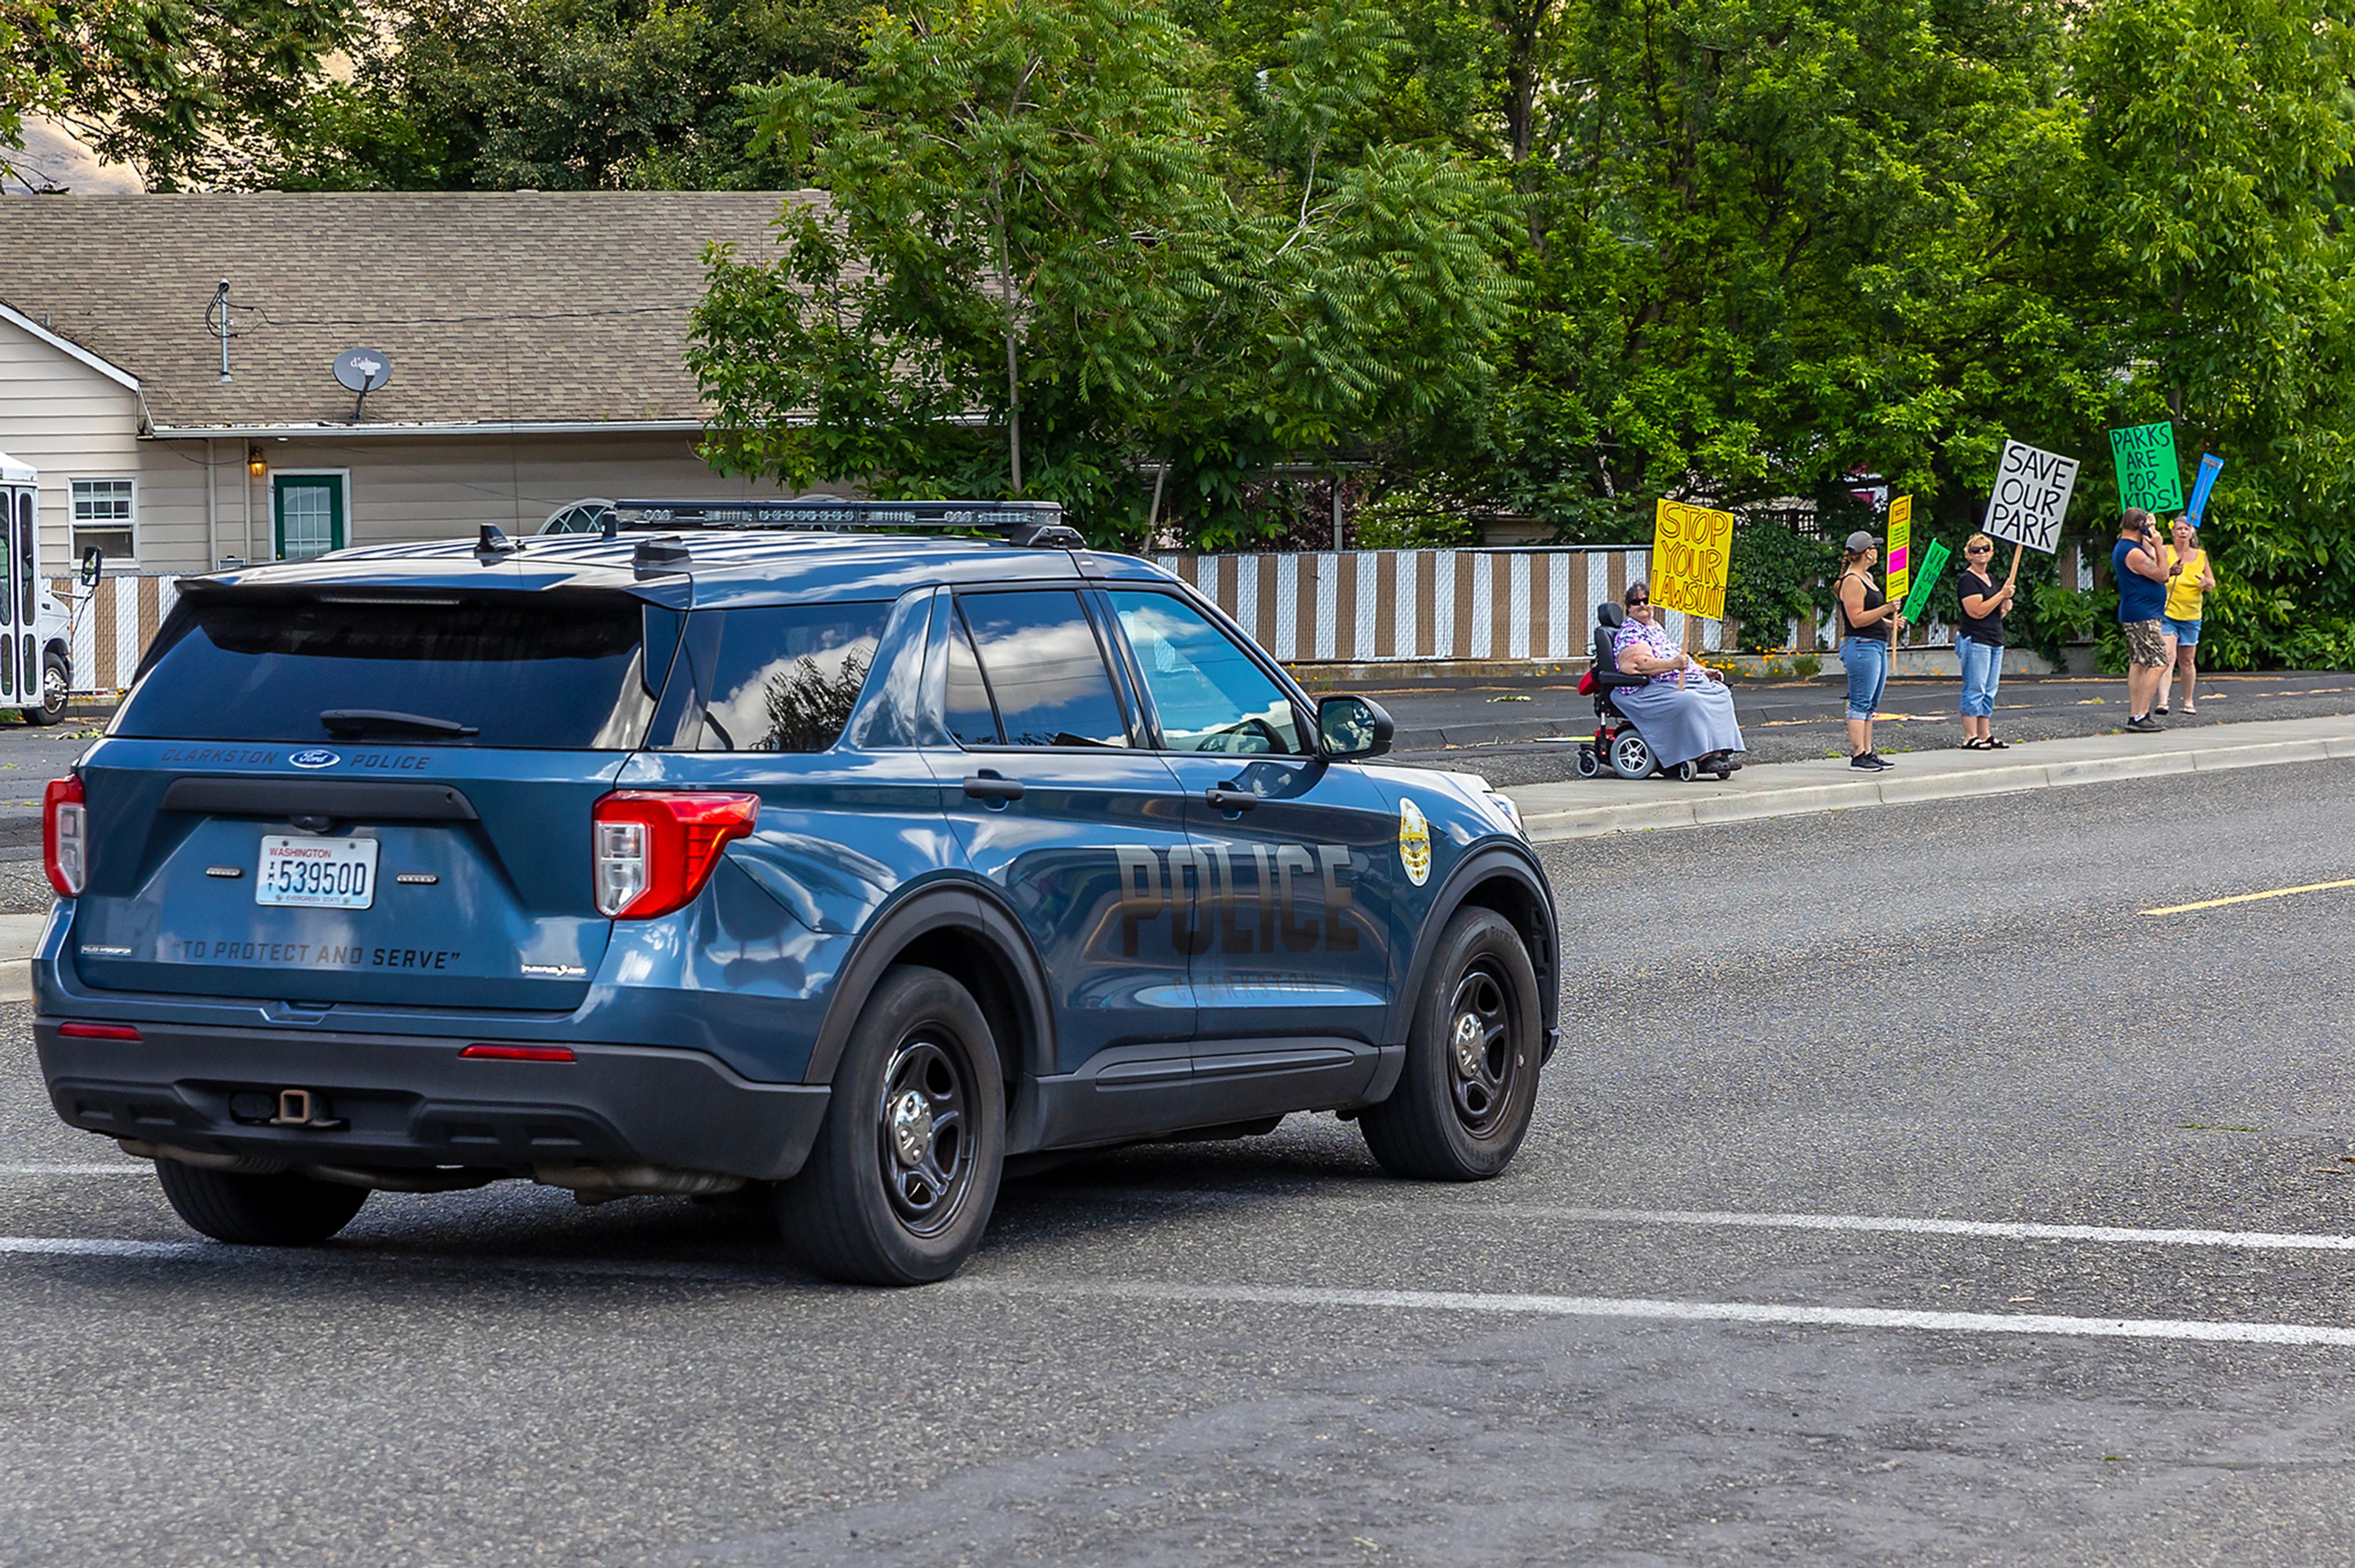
[[0, 190, 816, 573]]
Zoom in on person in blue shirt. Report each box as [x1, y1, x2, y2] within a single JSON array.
[[2112, 508, 2177, 733]]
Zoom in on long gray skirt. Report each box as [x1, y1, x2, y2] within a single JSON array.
[[1613, 678, 1745, 767]]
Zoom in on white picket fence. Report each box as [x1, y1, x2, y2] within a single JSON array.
[[1153, 547, 1736, 662], [51, 575, 182, 693]]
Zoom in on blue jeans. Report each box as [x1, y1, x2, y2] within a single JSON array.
[[1841, 637, 1889, 722], [1957, 635, 2003, 719]]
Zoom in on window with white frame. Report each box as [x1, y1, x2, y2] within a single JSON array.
[[70, 478, 136, 567]]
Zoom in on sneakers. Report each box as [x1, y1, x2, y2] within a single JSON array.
[[1850, 751, 1894, 771], [2126, 714, 2165, 734]]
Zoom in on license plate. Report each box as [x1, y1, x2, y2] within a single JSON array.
[[255, 835, 380, 909]]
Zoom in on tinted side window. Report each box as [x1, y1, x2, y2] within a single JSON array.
[[943, 603, 1000, 748], [696, 602, 888, 752], [1107, 589, 1302, 755], [957, 590, 1129, 748]]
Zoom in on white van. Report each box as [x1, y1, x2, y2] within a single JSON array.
[[0, 451, 82, 724]]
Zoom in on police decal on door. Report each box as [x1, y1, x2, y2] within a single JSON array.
[[1116, 843, 1358, 956]]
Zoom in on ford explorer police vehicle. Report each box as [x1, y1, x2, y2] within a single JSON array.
[[32, 501, 1559, 1284]]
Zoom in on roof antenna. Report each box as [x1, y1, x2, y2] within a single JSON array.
[[207, 280, 234, 383]]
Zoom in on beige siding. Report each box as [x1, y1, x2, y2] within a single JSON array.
[[184, 431, 805, 568], [0, 317, 151, 567]]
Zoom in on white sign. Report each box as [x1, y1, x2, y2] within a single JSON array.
[[1980, 439, 2080, 554]]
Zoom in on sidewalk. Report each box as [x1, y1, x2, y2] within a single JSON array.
[[0, 911, 48, 1003], [1503, 712, 2355, 844]]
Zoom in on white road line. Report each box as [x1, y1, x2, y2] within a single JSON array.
[[966, 1278, 2355, 1348], [0, 1163, 150, 1175], [5, 1233, 2351, 1347], [1049, 1188, 2355, 1253], [0, 1236, 207, 1259]]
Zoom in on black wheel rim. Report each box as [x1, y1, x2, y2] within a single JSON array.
[[1446, 959, 1521, 1136], [876, 1035, 973, 1237]]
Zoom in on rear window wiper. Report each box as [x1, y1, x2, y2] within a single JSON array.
[[320, 708, 481, 740]]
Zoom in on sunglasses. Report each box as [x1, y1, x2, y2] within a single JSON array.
[[1625, 597, 1650, 608], [1967, 545, 1991, 554]]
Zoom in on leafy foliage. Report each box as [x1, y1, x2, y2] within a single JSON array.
[[687, 0, 1520, 546], [274, 0, 864, 190], [3, 0, 361, 188]]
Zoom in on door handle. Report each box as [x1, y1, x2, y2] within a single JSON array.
[[1204, 786, 1257, 813], [963, 771, 1025, 802]]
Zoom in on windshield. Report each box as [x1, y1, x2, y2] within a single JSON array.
[[115, 590, 659, 749]]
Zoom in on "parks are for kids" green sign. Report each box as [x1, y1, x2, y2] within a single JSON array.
[[2109, 421, 2183, 513]]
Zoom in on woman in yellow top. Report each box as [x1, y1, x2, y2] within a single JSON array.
[[2159, 519, 2216, 716]]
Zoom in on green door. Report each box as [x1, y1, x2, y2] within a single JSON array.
[[274, 475, 345, 560]]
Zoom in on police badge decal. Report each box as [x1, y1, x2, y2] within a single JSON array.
[[1398, 798, 1431, 887]]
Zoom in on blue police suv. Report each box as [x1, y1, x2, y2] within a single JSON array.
[[33, 502, 1558, 1284]]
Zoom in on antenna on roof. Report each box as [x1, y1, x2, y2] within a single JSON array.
[[207, 281, 234, 383], [334, 348, 393, 421]]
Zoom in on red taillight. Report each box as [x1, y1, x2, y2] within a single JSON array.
[[590, 791, 759, 919], [57, 1021, 141, 1041], [44, 776, 86, 898], [459, 1044, 575, 1062]]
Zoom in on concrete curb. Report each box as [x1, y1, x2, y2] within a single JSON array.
[[1511, 730, 2355, 843]]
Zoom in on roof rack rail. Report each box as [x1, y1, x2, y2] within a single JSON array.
[[603, 497, 1082, 548]]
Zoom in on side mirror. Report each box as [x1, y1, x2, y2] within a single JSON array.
[[79, 546, 102, 586], [1317, 694, 1394, 760]]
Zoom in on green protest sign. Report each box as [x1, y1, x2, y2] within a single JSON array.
[[2109, 421, 2183, 512], [1901, 538, 1949, 624]]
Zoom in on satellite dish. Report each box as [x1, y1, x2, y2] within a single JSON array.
[[334, 347, 392, 394]]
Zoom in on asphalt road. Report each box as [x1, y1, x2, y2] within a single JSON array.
[[4, 762, 2355, 1565], [1373, 668, 2355, 783]]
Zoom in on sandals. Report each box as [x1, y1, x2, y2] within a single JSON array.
[[1961, 736, 2012, 751]]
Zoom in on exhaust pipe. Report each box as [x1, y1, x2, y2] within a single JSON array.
[[532, 1163, 746, 1206]]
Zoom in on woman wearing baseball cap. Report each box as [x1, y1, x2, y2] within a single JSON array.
[[1836, 529, 1903, 769]]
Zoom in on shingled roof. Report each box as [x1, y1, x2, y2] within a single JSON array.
[[0, 190, 810, 434]]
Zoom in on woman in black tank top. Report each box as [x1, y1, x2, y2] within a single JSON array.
[[1835, 531, 1904, 768]]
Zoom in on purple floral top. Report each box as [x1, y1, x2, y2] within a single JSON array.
[[1613, 616, 1683, 685]]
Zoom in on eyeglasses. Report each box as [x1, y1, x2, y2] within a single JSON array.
[[1625, 597, 1649, 608], [1967, 545, 1991, 554]]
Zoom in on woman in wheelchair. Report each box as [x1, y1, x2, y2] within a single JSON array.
[[1610, 583, 1746, 774]]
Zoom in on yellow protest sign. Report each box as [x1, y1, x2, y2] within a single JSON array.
[[1886, 494, 1912, 604], [1650, 499, 1734, 620]]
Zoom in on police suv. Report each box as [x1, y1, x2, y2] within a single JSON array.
[[33, 502, 1559, 1284]]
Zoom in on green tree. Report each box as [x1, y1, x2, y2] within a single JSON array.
[[3, 0, 359, 188], [276, 0, 864, 190], [687, 0, 1518, 545]]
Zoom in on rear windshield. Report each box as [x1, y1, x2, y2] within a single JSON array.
[[115, 591, 658, 749]]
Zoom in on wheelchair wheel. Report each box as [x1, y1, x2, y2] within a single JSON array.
[[1574, 744, 1601, 780], [1608, 730, 1653, 780], [1672, 760, 1699, 782]]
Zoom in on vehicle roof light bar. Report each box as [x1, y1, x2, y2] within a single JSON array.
[[605, 499, 1082, 548]]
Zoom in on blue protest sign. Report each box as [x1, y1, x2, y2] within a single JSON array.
[[2186, 453, 2224, 524]]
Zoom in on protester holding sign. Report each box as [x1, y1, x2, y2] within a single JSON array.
[[1834, 530, 1902, 770], [1611, 583, 1745, 772], [2158, 519, 2216, 716], [1955, 535, 2019, 749], [2112, 508, 2173, 732]]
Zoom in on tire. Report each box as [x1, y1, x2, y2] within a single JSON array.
[[775, 965, 1005, 1285], [1360, 907, 1543, 1181], [1673, 760, 1698, 782], [20, 650, 68, 726], [1574, 746, 1600, 780], [153, 1160, 369, 1245], [1607, 729, 1652, 780]]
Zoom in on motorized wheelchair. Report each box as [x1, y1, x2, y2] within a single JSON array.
[[1573, 601, 1734, 782]]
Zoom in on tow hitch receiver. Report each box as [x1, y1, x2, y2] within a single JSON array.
[[267, 1088, 347, 1130]]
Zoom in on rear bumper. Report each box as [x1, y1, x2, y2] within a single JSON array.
[[34, 1019, 830, 1182]]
